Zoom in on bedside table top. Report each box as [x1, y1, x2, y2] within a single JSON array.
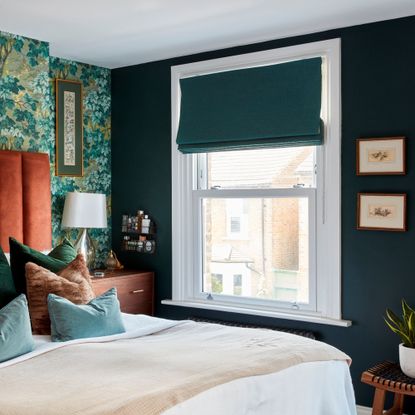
[[91, 269, 153, 279]]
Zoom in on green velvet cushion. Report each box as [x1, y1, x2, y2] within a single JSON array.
[[0, 294, 35, 363], [9, 237, 77, 295], [48, 238, 77, 263], [0, 245, 17, 309], [48, 287, 126, 342]]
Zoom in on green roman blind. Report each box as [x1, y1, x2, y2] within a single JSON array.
[[176, 57, 323, 153]]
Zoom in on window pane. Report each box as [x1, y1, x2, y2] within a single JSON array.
[[203, 197, 310, 304], [207, 146, 315, 189]]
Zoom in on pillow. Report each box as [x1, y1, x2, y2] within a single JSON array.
[[25, 254, 95, 335], [9, 237, 77, 295], [48, 287, 125, 342], [48, 238, 77, 262], [0, 245, 17, 309], [0, 294, 35, 363]]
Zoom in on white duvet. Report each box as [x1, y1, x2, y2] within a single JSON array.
[[1, 314, 356, 415]]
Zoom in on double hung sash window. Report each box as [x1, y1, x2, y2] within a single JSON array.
[[167, 39, 349, 327]]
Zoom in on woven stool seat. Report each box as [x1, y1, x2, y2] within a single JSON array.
[[366, 361, 415, 392]]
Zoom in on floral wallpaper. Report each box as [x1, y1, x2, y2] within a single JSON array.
[[0, 32, 51, 152], [0, 31, 111, 266]]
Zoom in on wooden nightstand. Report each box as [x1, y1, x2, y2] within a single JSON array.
[[91, 270, 154, 316]]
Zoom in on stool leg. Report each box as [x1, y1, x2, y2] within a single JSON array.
[[372, 388, 386, 415], [384, 393, 404, 415]]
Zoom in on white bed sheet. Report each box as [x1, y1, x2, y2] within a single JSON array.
[[164, 360, 356, 415], [26, 314, 356, 415]]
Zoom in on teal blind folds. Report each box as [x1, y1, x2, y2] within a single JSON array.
[[176, 57, 323, 153]]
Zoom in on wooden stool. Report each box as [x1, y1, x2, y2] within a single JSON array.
[[361, 361, 415, 415]]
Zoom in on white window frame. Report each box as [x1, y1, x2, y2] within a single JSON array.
[[196, 189, 317, 313], [163, 38, 351, 328]]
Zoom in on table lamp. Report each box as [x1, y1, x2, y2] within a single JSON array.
[[61, 192, 107, 268]]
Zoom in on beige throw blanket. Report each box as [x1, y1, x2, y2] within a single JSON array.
[[0, 321, 350, 415]]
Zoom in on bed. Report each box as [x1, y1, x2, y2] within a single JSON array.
[[0, 150, 356, 415], [1, 314, 356, 415]]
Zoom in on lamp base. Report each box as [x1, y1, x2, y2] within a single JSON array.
[[74, 228, 96, 269]]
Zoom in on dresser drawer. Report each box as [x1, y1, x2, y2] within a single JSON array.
[[91, 271, 154, 316]]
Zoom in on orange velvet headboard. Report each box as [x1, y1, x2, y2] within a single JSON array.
[[0, 150, 52, 253]]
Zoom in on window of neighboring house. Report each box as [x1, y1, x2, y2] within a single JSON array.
[[230, 217, 241, 234], [233, 274, 242, 295], [168, 39, 349, 327], [226, 199, 248, 238]]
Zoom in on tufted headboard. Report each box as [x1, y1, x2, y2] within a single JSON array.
[[0, 150, 52, 253]]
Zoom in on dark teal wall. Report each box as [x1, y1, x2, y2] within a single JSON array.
[[112, 16, 415, 409]]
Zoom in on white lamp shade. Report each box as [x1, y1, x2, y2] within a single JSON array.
[[61, 192, 107, 229]]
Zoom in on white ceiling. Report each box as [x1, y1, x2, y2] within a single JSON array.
[[0, 0, 414, 69]]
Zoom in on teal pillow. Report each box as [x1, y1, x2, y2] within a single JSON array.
[[0, 294, 35, 363], [9, 237, 77, 295], [0, 245, 17, 309], [48, 288, 126, 342]]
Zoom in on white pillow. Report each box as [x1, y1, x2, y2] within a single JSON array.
[[4, 250, 50, 265]]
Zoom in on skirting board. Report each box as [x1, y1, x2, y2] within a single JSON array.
[[357, 405, 408, 415]]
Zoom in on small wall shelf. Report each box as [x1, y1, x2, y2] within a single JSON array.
[[121, 212, 156, 254]]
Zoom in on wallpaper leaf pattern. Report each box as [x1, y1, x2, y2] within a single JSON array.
[[0, 31, 111, 266]]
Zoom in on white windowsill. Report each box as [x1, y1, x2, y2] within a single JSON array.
[[161, 299, 352, 327]]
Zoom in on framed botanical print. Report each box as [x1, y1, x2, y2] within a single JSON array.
[[357, 193, 406, 232], [356, 136, 405, 175], [55, 79, 83, 176]]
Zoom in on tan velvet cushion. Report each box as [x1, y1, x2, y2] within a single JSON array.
[[25, 254, 95, 334]]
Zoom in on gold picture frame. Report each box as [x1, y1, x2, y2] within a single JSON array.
[[55, 79, 83, 177]]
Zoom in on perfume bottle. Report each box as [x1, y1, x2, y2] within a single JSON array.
[[142, 215, 151, 234], [137, 210, 144, 233], [105, 250, 118, 270]]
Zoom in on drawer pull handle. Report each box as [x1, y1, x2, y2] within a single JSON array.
[[131, 289, 145, 294]]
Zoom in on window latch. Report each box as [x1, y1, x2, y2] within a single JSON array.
[[293, 183, 305, 188], [206, 293, 214, 300], [291, 302, 300, 310], [210, 185, 221, 190]]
